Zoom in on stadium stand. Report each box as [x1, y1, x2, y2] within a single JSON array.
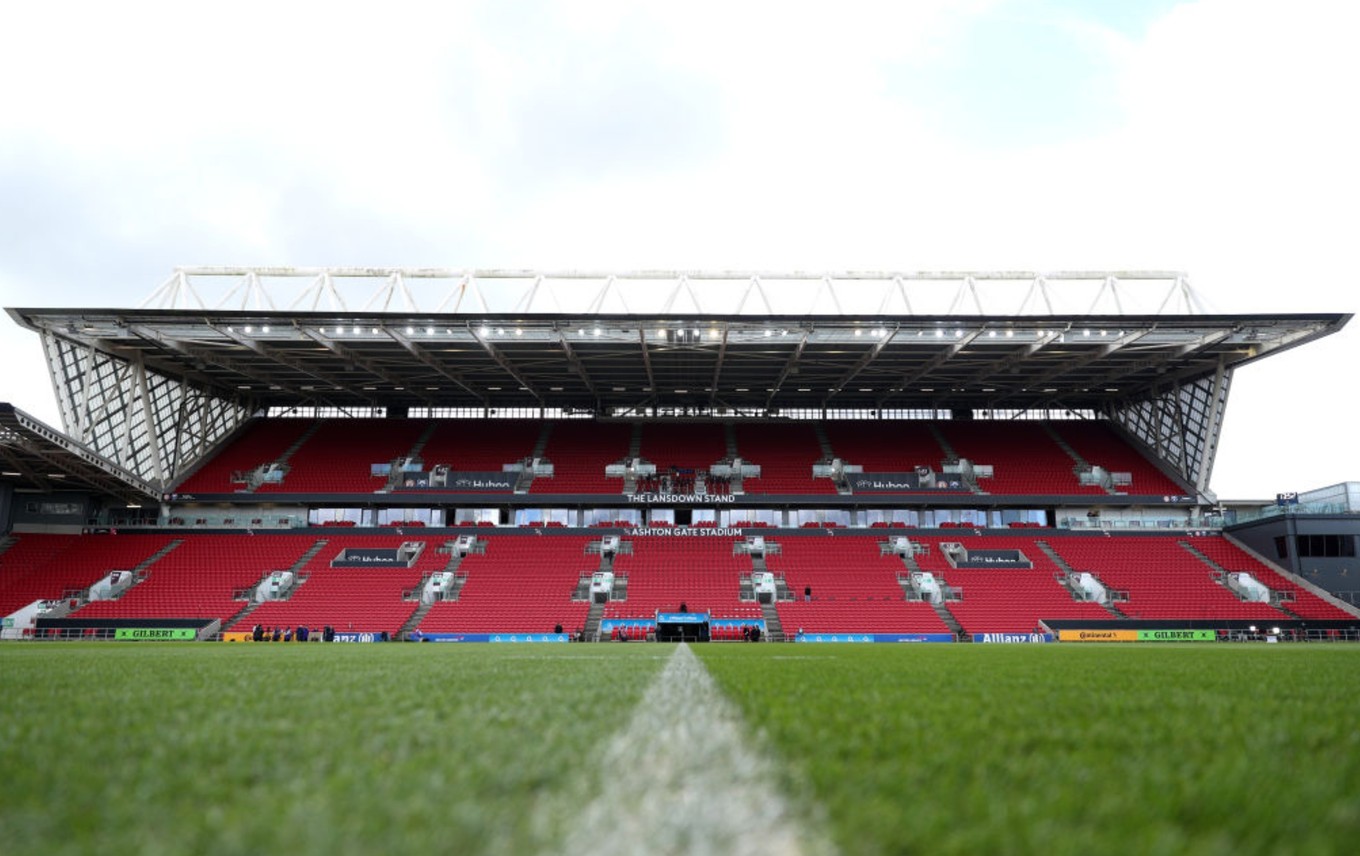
[[0, 533, 171, 618], [6, 270, 1357, 643], [254, 419, 427, 494], [636, 423, 726, 493], [176, 419, 315, 493], [605, 536, 752, 620], [907, 536, 1113, 633], [416, 536, 593, 633], [229, 537, 440, 635], [78, 535, 317, 626], [936, 421, 1106, 496], [529, 421, 631, 494], [416, 419, 542, 478], [1185, 536, 1353, 620], [1049, 422, 1185, 496], [769, 537, 952, 634], [735, 422, 837, 495], [824, 420, 947, 475], [1043, 536, 1290, 621]]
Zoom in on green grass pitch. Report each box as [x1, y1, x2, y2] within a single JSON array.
[[2, 642, 1357, 855]]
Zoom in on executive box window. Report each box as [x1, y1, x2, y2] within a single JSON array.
[[1296, 534, 1356, 558], [1274, 535, 1289, 559]]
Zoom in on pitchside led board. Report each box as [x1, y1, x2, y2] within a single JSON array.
[[1058, 629, 1217, 642], [114, 628, 196, 641]]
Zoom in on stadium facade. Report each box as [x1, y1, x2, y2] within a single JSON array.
[[2, 269, 1357, 642]]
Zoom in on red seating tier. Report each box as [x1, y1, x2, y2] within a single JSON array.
[[1043, 536, 1291, 621], [176, 419, 315, 493], [417, 419, 542, 476], [769, 537, 951, 634], [1187, 537, 1353, 620], [255, 419, 427, 494], [736, 423, 837, 495], [907, 536, 1110, 633], [604, 536, 749, 619], [1, 534, 174, 617], [938, 422, 1104, 496], [530, 422, 631, 494], [824, 421, 946, 474], [231, 537, 441, 634], [415, 536, 593, 634], [80, 535, 318, 625], [639, 423, 726, 472], [1050, 423, 1184, 496]]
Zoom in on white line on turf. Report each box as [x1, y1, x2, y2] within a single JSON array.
[[552, 643, 833, 856]]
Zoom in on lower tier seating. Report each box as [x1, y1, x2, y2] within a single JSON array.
[[416, 536, 594, 634], [3, 531, 1350, 636]]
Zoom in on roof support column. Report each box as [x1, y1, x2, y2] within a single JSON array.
[[131, 356, 166, 486], [1195, 358, 1231, 495]]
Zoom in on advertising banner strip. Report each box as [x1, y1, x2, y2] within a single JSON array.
[[114, 628, 197, 641], [414, 633, 571, 643], [796, 633, 955, 643], [1136, 629, 1216, 642], [1058, 629, 1139, 642], [656, 613, 710, 624], [1058, 629, 1219, 642], [972, 633, 1053, 643]]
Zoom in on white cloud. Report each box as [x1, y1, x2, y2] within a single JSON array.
[[1, 0, 1357, 496]]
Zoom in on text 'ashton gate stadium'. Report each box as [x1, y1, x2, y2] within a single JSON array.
[[2, 269, 1357, 643]]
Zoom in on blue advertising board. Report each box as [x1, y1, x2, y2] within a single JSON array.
[[795, 633, 955, 643], [656, 612, 709, 624], [414, 633, 570, 643], [971, 633, 1053, 643], [332, 632, 383, 642]]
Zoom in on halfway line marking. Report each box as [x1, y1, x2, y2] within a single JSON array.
[[553, 643, 833, 856]]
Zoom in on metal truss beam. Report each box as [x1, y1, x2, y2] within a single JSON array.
[[383, 328, 488, 405], [468, 324, 544, 405], [708, 328, 730, 408], [765, 329, 811, 410], [144, 269, 1202, 317], [824, 324, 900, 404], [295, 327, 436, 407], [877, 330, 984, 406], [555, 328, 600, 403]]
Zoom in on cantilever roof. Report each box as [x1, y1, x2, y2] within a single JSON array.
[[7, 304, 1347, 414], [0, 404, 158, 504]]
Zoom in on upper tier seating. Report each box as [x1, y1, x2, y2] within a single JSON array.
[[824, 421, 947, 475], [736, 423, 837, 495], [638, 423, 727, 486], [936, 422, 1106, 496], [416, 419, 542, 480], [769, 537, 952, 634], [416, 536, 594, 633], [0, 534, 172, 617], [175, 416, 1197, 498], [231, 537, 440, 634], [78, 535, 317, 626], [176, 419, 314, 493], [604, 536, 751, 620], [255, 419, 427, 494], [529, 422, 631, 494], [1049, 422, 1184, 496]]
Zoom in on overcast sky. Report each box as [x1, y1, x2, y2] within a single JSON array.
[[2, 0, 1357, 499]]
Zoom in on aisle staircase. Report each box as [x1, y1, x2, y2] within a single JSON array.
[[760, 601, 784, 641]]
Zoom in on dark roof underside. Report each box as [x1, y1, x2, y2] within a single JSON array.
[[8, 308, 1348, 415]]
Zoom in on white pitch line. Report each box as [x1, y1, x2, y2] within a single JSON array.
[[553, 644, 834, 856]]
